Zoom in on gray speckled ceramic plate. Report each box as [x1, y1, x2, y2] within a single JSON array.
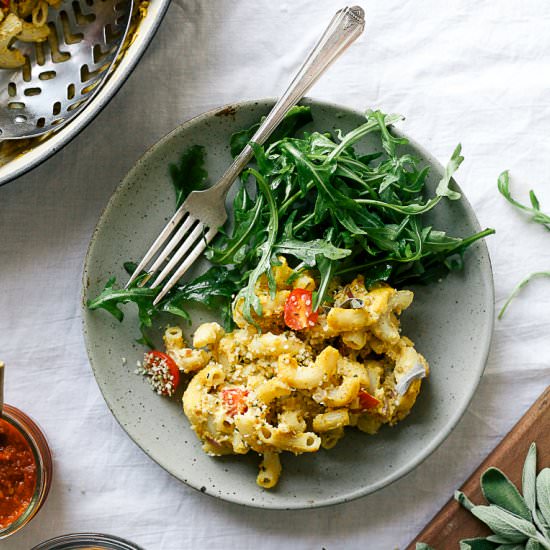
[[82, 98, 494, 509]]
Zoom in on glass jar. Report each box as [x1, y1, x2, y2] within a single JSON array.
[[0, 404, 53, 540], [31, 533, 145, 550]]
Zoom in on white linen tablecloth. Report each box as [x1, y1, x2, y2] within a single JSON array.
[[1, 1, 550, 548]]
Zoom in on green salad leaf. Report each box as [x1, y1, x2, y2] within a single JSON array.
[[88, 106, 494, 341], [169, 145, 208, 209], [229, 104, 313, 158], [497, 170, 550, 318], [498, 171, 550, 231]]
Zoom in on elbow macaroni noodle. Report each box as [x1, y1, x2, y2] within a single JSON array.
[[0, 0, 61, 69], [163, 258, 429, 489]]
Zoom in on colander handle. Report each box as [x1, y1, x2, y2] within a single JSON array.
[[210, 5, 365, 200]]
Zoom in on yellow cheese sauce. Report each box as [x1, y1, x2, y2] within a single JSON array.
[[163, 258, 429, 489]]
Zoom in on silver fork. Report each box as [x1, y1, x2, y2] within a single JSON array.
[[126, 5, 365, 305]]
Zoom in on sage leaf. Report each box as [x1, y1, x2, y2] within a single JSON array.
[[415, 544, 436, 550], [487, 535, 515, 543], [494, 545, 523, 550], [471, 505, 537, 542], [536, 469, 550, 526], [481, 467, 531, 521], [525, 539, 542, 550], [533, 509, 550, 540], [459, 538, 499, 549], [523, 443, 538, 514], [456, 490, 476, 511]]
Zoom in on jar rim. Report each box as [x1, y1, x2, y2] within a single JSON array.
[[31, 532, 145, 550], [0, 404, 53, 539]]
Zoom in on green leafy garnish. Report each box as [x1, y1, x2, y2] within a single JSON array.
[[229, 105, 313, 158], [499, 271, 550, 320], [89, 106, 494, 341], [237, 167, 279, 326], [497, 171, 550, 318], [169, 145, 208, 209], [418, 443, 550, 550], [498, 171, 550, 231]]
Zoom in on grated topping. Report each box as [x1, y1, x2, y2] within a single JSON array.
[[136, 352, 177, 397]]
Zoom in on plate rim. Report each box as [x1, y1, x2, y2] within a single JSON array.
[[81, 97, 495, 509]]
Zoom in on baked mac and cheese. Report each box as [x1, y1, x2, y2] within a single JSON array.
[[151, 258, 429, 489]]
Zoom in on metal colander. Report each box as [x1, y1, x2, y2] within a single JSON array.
[[0, 0, 170, 184], [0, 0, 132, 138]]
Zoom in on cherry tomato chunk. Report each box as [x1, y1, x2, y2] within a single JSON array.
[[283, 289, 318, 330], [357, 389, 380, 410], [221, 388, 249, 417], [143, 350, 180, 395]]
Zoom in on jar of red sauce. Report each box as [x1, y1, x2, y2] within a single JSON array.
[[0, 404, 52, 540]]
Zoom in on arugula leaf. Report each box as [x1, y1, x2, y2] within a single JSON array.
[[498, 272, 550, 319], [87, 276, 160, 346], [436, 144, 463, 200], [207, 185, 264, 265], [87, 277, 157, 324], [498, 171, 550, 231], [326, 110, 404, 161], [90, 107, 494, 341], [497, 171, 550, 319], [230, 105, 313, 157], [239, 168, 279, 325], [166, 266, 242, 329], [169, 145, 208, 209], [274, 238, 351, 265], [123, 261, 138, 275]]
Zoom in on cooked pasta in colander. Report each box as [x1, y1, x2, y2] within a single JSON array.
[[147, 259, 430, 489], [0, 0, 61, 68]]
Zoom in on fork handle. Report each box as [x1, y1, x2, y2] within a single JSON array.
[[210, 5, 365, 199]]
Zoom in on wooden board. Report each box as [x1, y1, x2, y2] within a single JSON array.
[[407, 386, 550, 548]]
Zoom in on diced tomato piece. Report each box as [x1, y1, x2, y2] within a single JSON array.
[[221, 387, 249, 417], [356, 389, 380, 411], [283, 289, 319, 330], [143, 350, 180, 395]]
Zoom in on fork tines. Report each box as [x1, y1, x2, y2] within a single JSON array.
[[125, 206, 217, 306]]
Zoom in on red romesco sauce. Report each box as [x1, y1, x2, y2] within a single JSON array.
[[0, 418, 37, 528]]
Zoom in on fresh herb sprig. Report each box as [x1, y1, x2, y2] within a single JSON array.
[[88, 106, 494, 340], [417, 442, 550, 550], [497, 171, 550, 319], [498, 171, 550, 231]]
